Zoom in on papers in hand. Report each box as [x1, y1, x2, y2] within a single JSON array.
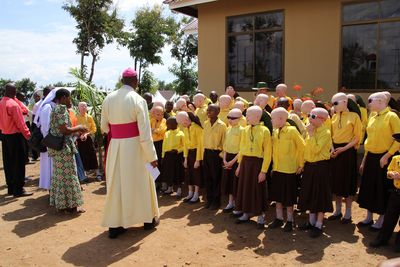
[[146, 163, 160, 181]]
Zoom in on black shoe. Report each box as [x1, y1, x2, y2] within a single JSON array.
[[341, 217, 352, 224], [369, 225, 381, 232], [204, 202, 212, 209], [235, 218, 249, 224], [182, 196, 192, 203], [223, 207, 234, 213], [357, 220, 373, 227], [7, 189, 13, 196], [144, 218, 159, 230], [267, 218, 284, 229], [309, 226, 323, 238], [108, 227, 127, 239], [188, 198, 200, 204], [327, 213, 342, 221], [210, 202, 220, 210], [369, 238, 388, 248], [232, 212, 243, 218], [257, 223, 265, 229], [283, 221, 293, 232], [298, 222, 314, 231], [13, 192, 33, 198]]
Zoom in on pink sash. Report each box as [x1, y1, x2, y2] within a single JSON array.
[[109, 122, 140, 139]]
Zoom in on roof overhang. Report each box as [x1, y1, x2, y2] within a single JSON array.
[[164, 0, 218, 17]]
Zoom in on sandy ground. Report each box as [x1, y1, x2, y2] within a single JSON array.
[[1, 156, 400, 266]]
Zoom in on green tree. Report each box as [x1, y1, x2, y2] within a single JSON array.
[[169, 18, 198, 95], [0, 78, 13, 97], [63, 0, 125, 83], [127, 5, 178, 83], [138, 70, 157, 95], [53, 81, 75, 87], [15, 78, 37, 96]]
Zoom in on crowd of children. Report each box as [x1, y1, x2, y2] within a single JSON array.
[[147, 83, 400, 251]]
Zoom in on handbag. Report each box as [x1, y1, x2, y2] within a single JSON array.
[[29, 126, 47, 153], [41, 132, 65, 151]]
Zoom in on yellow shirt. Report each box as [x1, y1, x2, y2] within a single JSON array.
[[205, 98, 212, 106], [150, 117, 167, 142], [76, 113, 96, 134], [364, 107, 400, 155], [203, 119, 227, 151], [218, 108, 230, 126], [359, 106, 368, 143], [195, 104, 208, 127], [162, 128, 185, 158], [331, 111, 362, 148], [238, 116, 247, 127], [183, 122, 204, 161], [272, 125, 305, 173], [267, 95, 276, 109], [387, 155, 400, 189], [223, 125, 242, 154], [304, 124, 332, 163], [288, 113, 306, 137], [235, 96, 250, 109], [238, 124, 272, 173], [167, 111, 176, 117]]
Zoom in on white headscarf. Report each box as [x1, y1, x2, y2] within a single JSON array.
[[34, 88, 59, 127]]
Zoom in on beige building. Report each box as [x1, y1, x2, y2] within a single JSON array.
[[165, 0, 400, 101]]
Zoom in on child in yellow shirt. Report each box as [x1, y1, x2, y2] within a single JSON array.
[[162, 117, 185, 197], [150, 105, 167, 191]]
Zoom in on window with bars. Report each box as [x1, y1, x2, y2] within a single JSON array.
[[341, 0, 400, 91], [227, 11, 284, 91]]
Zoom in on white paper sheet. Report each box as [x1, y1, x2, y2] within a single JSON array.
[[146, 163, 160, 181]]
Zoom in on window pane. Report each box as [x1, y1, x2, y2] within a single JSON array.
[[255, 12, 283, 30], [343, 2, 379, 22], [342, 24, 377, 89], [228, 35, 254, 88], [255, 32, 283, 88], [227, 16, 253, 33], [378, 22, 400, 89], [380, 0, 400, 19]]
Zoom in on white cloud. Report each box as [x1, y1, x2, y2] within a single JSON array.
[[113, 0, 164, 12]]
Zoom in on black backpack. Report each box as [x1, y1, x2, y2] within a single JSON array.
[[29, 126, 47, 153]]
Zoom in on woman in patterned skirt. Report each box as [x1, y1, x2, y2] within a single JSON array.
[[48, 89, 88, 214]]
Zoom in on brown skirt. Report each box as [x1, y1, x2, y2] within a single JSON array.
[[154, 140, 163, 182], [298, 160, 333, 213], [77, 136, 98, 171], [162, 151, 184, 186], [221, 153, 238, 196], [185, 149, 203, 187], [235, 156, 268, 215], [330, 143, 357, 197], [269, 171, 298, 206], [357, 152, 393, 214]]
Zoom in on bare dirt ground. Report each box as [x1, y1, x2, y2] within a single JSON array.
[[1, 154, 400, 266]]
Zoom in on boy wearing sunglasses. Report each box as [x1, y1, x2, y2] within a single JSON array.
[[298, 107, 333, 238], [329, 93, 362, 224]]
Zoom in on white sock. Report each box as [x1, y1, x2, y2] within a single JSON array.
[[239, 213, 249, 221], [176, 187, 182, 196], [225, 202, 234, 209], [257, 214, 265, 224], [372, 215, 384, 229], [164, 186, 173, 193], [287, 211, 294, 222], [190, 191, 199, 201], [309, 213, 316, 226], [276, 208, 284, 220], [362, 211, 373, 223], [233, 210, 242, 215], [315, 221, 323, 229], [161, 182, 167, 191], [334, 200, 342, 216], [344, 206, 352, 219], [185, 191, 193, 200]]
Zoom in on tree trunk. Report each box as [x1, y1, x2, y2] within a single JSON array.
[[138, 60, 142, 85], [134, 58, 138, 71], [80, 53, 85, 77], [88, 53, 97, 83]]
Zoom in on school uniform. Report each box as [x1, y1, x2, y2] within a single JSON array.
[[218, 108, 230, 126], [298, 124, 333, 213], [183, 123, 204, 187], [76, 113, 99, 171], [203, 119, 227, 206], [238, 116, 247, 128], [195, 104, 208, 127], [359, 106, 368, 144], [270, 124, 305, 207], [357, 107, 400, 215], [330, 111, 362, 198], [162, 128, 185, 187], [236, 124, 272, 216], [221, 124, 242, 197], [372, 156, 400, 247], [151, 116, 167, 182], [288, 112, 306, 137]]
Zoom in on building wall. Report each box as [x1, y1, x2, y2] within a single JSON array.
[[197, 0, 396, 102]]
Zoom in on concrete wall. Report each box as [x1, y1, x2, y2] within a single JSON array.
[[197, 0, 398, 102]]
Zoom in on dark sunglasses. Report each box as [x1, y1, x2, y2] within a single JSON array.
[[368, 98, 380, 103], [308, 113, 324, 120], [227, 116, 241, 120]]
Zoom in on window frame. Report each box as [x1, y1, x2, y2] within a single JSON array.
[[225, 10, 285, 92], [339, 0, 400, 92]]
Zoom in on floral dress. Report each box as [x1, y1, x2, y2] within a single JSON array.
[[48, 104, 83, 210]]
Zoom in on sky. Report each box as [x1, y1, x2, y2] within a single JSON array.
[[0, 0, 178, 90]]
